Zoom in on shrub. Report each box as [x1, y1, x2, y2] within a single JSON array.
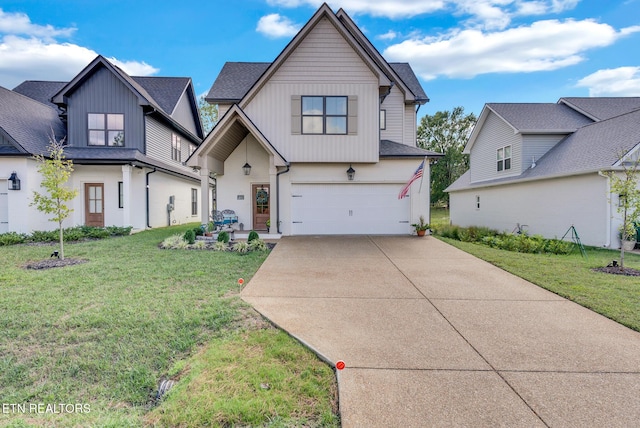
[[233, 241, 250, 254], [193, 227, 204, 237], [105, 226, 133, 236], [183, 229, 196, 245], [63, 227, 85, 241], [247, 230, 259, 242], [217, 231, 230, 243], [248, 238, 268, 252], [191, 240, 207, 250], [30, 230, 58, 242], [160, 234, 185, 249], [0, 232, 28, 246], [213, 241, 228, 252]]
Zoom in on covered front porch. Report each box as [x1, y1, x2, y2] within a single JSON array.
[[187, 105, 288, 234]]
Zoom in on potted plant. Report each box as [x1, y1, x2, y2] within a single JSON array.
[[412, 216, 430, 237], [204, 221, 215, 237], [619, 223, 637, 251]]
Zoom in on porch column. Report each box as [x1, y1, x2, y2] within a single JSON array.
[[121, 164, 132, 226], [200, 167, 210, 226], [268, 157, 278, 234]]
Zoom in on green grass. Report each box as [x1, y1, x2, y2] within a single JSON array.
[[430, 206, 450, 228], [440, 238, 640, 332], [0, 225, 338, 427]]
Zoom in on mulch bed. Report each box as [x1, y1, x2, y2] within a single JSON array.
[[24, 258, 88, 270], [592, 266, 640, 277]]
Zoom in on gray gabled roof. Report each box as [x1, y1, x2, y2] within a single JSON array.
[[389, 63, 428, 103], [13, 81, 66, 110], [206, 62, 270, 103], [448, 107, 640, 192], [487, 103, 593, 132], [131, 76, 192, 116], [0, 86, 66, 155], [380, 140, 441, 158], [559, 97, 640, 121]]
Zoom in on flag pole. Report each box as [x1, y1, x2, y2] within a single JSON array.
[[418, 156, 428, 193]]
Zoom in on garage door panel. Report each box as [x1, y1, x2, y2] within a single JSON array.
[[291, 184, 410, 235]]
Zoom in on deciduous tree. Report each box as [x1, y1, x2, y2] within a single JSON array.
[[31, 135, 78, 260], [417, 107, 476, 206], [198, 95, 218, 134]]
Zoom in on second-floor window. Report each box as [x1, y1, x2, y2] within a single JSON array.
[[497, 145, 511, 172], [88, 113, 124, 146], [302, 96, 347, 134], [172, 134, 181, 162]]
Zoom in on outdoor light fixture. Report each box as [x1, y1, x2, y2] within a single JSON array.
[[242, 140, 251, 175], [346, 164, 355, 181], [8, 171, 20, 190]]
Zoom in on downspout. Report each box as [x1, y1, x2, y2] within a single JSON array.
[[598, 170, 612, 248], [146, 168, 157, 228], [276, 165, 291, 234]]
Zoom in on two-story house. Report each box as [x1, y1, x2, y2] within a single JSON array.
[[447, 97, 640, 248], [1, 55, 205, 234], [188, 4, 440, 235]]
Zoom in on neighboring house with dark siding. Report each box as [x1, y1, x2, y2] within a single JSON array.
[[1, 55, 205, 234]]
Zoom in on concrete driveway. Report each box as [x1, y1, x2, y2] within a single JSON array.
[[241, 236, 640, 427]]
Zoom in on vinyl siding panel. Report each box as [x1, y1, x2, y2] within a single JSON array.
[[469, 112, 521, 183], [146, 116, 197, 174], [449, 174, 608, 247], [404, 105, 417, 146], [521, 134, 565, 173], [380, 87, 404, 143], [245, 17, 379, 163], [171, 91, 199, 136], [66, 67, 144, 151]]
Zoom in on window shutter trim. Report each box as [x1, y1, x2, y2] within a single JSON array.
[[348, 95, 357, 135], [291, 95, 301, 135]]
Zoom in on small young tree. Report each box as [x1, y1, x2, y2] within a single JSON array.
[[31, 134, 78, 260], [604, 155, 640, 270]]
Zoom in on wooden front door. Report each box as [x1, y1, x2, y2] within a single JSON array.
[[252, 184, 270, 231], [85, 183, 104, 227]]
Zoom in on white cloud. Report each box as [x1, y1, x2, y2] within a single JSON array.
[[0, 8, 159, 89], [266, 0, 446, 19], [377, 30, 398, 41], [256, 13, 301, 38], [576, 67, 640, 96], [383, 19, 640, 80]]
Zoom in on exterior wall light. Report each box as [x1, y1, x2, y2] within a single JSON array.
[[8, 171, 20, 190], [242, 162, 252, 175], [346, 165, 355, 181]]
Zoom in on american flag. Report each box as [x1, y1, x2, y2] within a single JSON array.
[[398, 160, 424, 199]]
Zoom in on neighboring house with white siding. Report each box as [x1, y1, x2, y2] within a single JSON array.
[[188, 4, 441, 235], [1, 55, 204, 234], [447, 97, 640, 248]]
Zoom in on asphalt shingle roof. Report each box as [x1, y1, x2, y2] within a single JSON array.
[[560, 97, 640, 121], [488, 103, 594, 131], [380, 140, 441, 158], [131, 76, 191, 115], [13, 81, 66, 109], [206, 62, 270, 102], [389, 63, 428, 102], [0, 86, 66, 155]]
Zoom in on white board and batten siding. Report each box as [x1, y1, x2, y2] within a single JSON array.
[[244, 16, 380, 163], [469, 112, 522, 183], [170, 91, 200, 137]]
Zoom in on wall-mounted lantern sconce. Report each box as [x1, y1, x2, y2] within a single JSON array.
[[346, 164, 355, 181], [8, 171, 20, 190]]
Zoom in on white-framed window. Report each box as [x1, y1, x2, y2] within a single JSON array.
[[302, 96, 347, 134], [171, 134, 181, 162], [88, 113, 124, 146], [380, 109, 386, 130], [191, 188, 198, 216], [497, 145, 512, 172], [118, 181, 124, 208]]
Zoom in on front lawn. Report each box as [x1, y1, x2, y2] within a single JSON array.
[[0, 225, 338, 427], [440, 238, 640, 332]]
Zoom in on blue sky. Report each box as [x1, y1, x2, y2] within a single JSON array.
[[1, 0, 639, 118]]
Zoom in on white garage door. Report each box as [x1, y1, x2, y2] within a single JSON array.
[[291, 184, 411, 235], [0, 180, 8, 233]]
